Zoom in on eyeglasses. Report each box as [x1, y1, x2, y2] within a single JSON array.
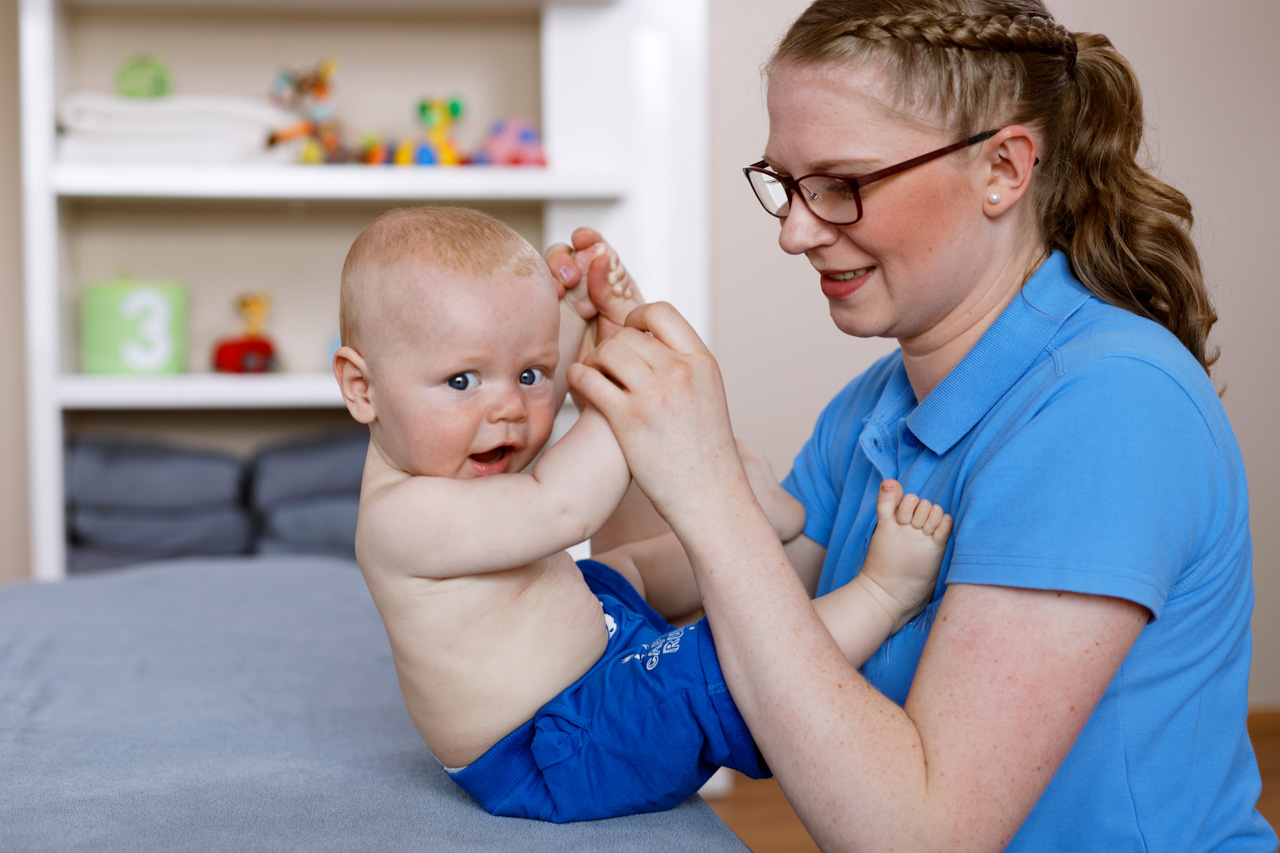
[[743, 129, 999, 226]]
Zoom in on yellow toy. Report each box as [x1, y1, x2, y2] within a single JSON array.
[[410, 97, 466, 166]]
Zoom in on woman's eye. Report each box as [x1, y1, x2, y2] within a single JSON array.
[[819, 178, 855, 200], [447, 372, 479, 391], [519, 368, 545, 386]]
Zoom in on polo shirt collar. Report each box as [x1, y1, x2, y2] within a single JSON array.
[[906, 250, 1092, 454]]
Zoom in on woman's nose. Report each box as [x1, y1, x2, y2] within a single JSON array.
[[777, 198, 839, 256]]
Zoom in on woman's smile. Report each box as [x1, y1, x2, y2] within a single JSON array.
[[819, 265, 875, 300]]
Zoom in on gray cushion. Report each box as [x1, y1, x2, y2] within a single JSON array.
[[65, 439, 243, 510], [66, 546, 173, 574], [261, 494, 359, 548], [250, 432, 366, 510], [255, 536, 356, 561], [70, 504, 253, 554]]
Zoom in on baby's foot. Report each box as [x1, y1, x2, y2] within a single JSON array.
[[583, 243, 643, 341], [861, 479, 953, 631]]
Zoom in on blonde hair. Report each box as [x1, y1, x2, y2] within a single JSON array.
[[339, 206, 545, 348], [769, 0, 1218, 374]]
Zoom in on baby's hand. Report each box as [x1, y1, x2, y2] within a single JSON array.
[[736, 437, 805, 542], [860, 480, 952, 632], [560, 239, 608, 324]]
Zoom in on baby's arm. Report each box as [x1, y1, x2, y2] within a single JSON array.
[[813, 480, 951, 668], [359, 404, 630, 579], [554, 240, 603, 411], [736, 437, 806, 543]]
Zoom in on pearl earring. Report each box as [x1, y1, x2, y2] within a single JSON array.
[[988, 193, 1002, 205]]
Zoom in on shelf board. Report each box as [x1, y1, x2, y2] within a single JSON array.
[[53, 163, 628, 202], [63, 0, 614, 11], [59, 373, 345, 409]]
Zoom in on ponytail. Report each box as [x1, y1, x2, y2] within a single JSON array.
[[1044, 32, 1217, 373], [770, 0, 1218, 374]]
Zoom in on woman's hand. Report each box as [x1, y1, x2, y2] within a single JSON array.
[[568, 302, 748, 527]]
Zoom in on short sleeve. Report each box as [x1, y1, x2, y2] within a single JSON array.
[[947, 356, 1223, 619], [782, 398, 847, 549]]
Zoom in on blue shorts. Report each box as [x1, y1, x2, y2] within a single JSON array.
[[447, 559, 769, 822]]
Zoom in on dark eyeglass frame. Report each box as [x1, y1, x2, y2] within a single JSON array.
[[743, 129, 1000, 226]]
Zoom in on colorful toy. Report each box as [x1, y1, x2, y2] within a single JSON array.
[[410, 97, 466, 166], [360, 134, 392, 165], [471, 118, 546, 166], [266, 60, 355, 164], [213, 292, 277, 373], [115, 55, 171, 99]]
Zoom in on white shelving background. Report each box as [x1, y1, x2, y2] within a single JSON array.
[[20, 0, 710, 581]]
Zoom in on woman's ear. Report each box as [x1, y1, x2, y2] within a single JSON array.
[[982, 125, 1038, 216], [334, 345, 376, 424]]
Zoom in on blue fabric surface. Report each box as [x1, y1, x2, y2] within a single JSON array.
[[0, 557, 748, 852], [783, 252, 1275, 851]]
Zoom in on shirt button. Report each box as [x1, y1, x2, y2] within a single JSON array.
[[902, 431, 919, 448]]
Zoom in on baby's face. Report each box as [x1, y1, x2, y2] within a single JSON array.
[[369, 265, 561, 479]]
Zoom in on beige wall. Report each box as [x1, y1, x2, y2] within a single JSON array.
[[708, 0, 1280, 706], [1, 0, 1276, 703]]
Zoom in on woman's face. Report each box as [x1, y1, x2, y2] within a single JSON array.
[[763, 60, 1000, 346]]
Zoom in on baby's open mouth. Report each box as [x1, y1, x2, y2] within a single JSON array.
[[470, 446, 512, 465]]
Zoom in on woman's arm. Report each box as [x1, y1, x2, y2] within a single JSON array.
[[570, 302, 1148, 852]]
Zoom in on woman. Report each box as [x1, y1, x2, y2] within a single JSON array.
[[554, 1, 1276, 850]]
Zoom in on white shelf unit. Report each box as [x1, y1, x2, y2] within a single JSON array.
[[20, 0, 710, 581]]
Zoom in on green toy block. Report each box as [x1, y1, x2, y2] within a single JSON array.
[[81, 280, 187, 374]]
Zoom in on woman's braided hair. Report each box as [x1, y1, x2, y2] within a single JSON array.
[[769, 0, 1217, 374]]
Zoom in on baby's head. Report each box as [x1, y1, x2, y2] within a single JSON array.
[[335, 206, 561, 479]]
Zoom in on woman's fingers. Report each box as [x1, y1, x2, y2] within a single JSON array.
[[622, 302, 712, 357], [571, 303, 741, 520]]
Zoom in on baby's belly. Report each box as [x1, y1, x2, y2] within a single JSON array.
[[375, 555, 611, 768]]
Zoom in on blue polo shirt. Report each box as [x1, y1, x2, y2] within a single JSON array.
[[783, 252, 1276, 851]]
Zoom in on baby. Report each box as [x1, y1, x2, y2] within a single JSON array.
[[333, 206, 952, 822]]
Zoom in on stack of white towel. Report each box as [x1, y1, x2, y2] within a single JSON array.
[[58, 93, 301, 164]]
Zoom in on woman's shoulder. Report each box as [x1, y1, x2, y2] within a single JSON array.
[[1051, 297, 1220, 406]]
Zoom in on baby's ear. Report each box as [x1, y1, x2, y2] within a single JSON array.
[[333, 346, 376, 424]]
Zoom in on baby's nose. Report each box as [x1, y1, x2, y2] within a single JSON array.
[[488, 387, 527, 422]]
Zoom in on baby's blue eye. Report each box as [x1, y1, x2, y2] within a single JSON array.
[[447, 372, 479, 391], [519, 368, 545, 386]]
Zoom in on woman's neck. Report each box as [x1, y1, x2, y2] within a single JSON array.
[[899, 244, 1047, 402]]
